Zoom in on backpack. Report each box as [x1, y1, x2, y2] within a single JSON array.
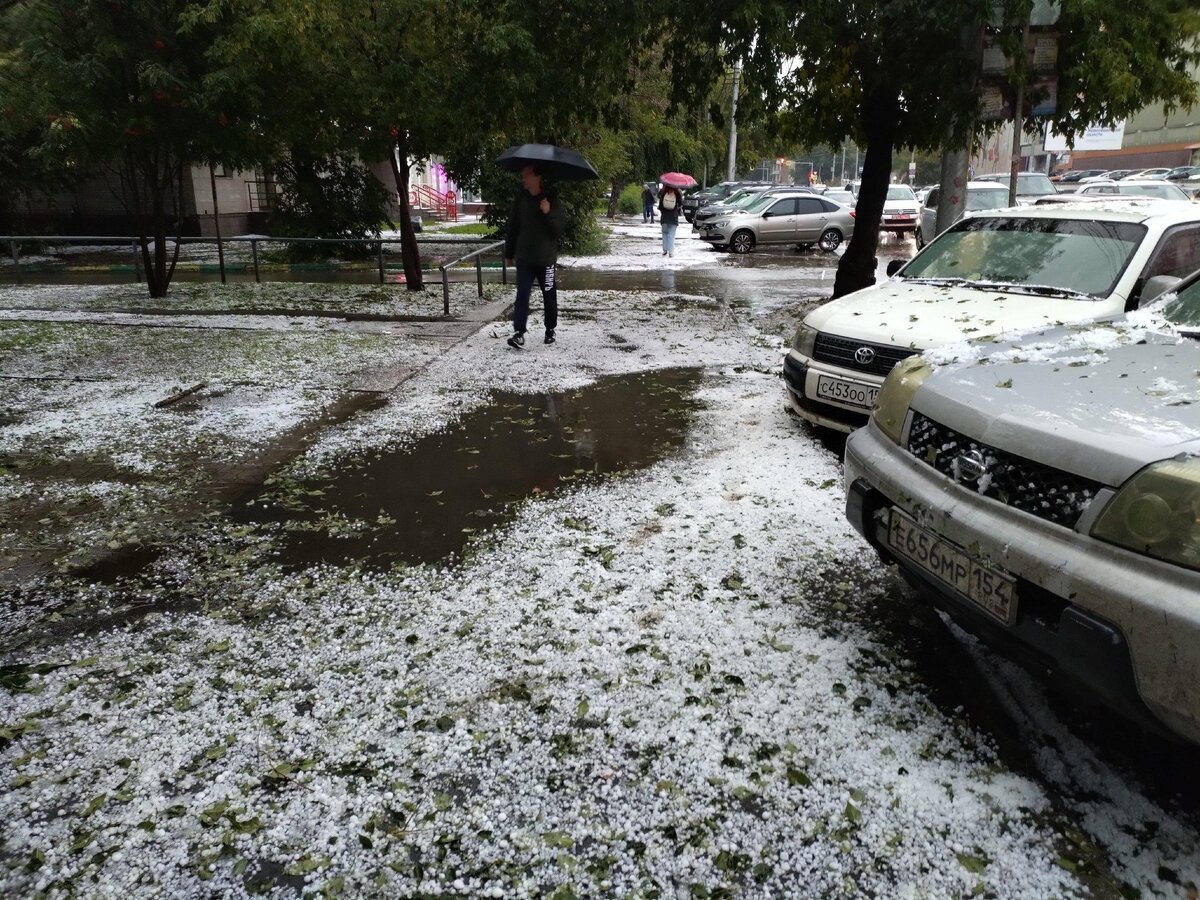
[[662, 192, 677, 210]]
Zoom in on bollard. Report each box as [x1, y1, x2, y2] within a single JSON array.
[[132, 240, 141, 283], [441, 266, 450, 315], [378, 241, 385, 284], [251, 240, 260, 283], [476, 255, 483, 298]]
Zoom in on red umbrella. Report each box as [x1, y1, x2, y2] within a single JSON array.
[[660, 172, 698, 189]]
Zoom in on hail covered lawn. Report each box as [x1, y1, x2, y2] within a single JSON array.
[[5, 285, 1085, 899]]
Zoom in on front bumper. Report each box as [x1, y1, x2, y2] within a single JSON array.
[[782, 351, 874, 432], [844, 419, 1200, 745]]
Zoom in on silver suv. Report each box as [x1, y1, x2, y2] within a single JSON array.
[[844, 276, 1200, 743]]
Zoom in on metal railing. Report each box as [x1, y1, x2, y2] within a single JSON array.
[[438, 240, 507, 315], [2, 234, 508, 314]]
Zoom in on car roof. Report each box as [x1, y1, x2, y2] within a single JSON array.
[[976, 198, 1200, 224]]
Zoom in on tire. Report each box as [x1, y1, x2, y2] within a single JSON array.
[[915, 227, 926, 250], [730, 230, 755, 253], [818, 228, 842, 252]]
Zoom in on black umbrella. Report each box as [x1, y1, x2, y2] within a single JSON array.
[[495, 143, 599, 182]]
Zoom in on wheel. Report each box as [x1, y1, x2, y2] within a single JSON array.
[[915, 227, 926, 250], [818, 228, 842, 252], [730, 230, 755, 253]]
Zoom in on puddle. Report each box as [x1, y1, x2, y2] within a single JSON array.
[[235, 368, 705, 570]]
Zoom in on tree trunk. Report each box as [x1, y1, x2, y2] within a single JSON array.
[[607, 178, 626, 218], [833, 89, 900, 299], [388, 144, 423, 291]]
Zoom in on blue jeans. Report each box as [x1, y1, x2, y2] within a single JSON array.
[[643, 200, 654, 223], [512, 263, 557, 334], [661, 222, 677, 254]]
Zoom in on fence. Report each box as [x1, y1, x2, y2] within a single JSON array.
[[2, 234, 509, 315]]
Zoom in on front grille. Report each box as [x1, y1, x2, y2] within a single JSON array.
[[907, 413, 1103, 529], [812, 334, 919, 378]]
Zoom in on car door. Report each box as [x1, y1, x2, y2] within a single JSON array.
[[794, 197, 829, 242], [759, 197, 799, 243], [920, 187, 940, 242]]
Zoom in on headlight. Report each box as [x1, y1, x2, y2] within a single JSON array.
[[713, 220, 729, 228], [1091, 457, 1200, 570], [790, 322, 818, 357], [872, 356, 931, 444]]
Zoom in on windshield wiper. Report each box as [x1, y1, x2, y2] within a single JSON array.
[[901, 276, 1092, 300]]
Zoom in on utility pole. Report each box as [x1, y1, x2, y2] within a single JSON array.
[[726, 61, 741, 181], [1008, 16, 1032, 206]]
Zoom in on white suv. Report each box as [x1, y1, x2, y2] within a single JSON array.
[[784, 201, 1200, 431]]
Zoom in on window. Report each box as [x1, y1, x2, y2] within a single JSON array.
[[925, 188, 940, 209], [796, 198, 826, 214], [1141, 225, 1200, 281], [768, 198, 799, 216]]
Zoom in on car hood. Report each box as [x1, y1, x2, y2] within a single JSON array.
[[803, 279, 1120, 349], [913, 323, 1200, 486]]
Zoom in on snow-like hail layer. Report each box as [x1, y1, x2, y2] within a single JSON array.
[[2, 368, 1083, 899]]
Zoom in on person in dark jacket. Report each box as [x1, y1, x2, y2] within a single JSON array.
[[504, 165, 566, 348], [658, 184, 683, 257], [641, 184, 655, 223]]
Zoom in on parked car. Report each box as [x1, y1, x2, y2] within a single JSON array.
[[1166, 166, 1200, 181], [842, 273, 1200, 744], [823, 188, 855, 207], [682, 181, 769, 223], [1130, 167, 1172, 180], [1077, 179, 1193, 202], [880, 185, 921, 236], [783, 200, 1200, 431], [1082, 169, 1138, 182], [974, 171, 1058, 202], [696, 191, 855, 253], [915, 181, 1012, 249], [1057, 169, 1107, 183], [690, 185, 778, 227]]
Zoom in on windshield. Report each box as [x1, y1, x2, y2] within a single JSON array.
[[887, 186, 916, 201], [739, 193, 780, 213], [966, 188, 1011, 211], [732, 191, 768, 207], [1120, 183, 1189, 201], [900, 216, 1146, 297], [1162, 277, 1200, 329], [1015, 174, 1055, 196]]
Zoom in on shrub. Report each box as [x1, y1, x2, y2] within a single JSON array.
[[618, 183, 643, 215]]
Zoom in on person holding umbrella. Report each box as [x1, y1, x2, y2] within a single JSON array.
[[495, 143, 599, 349], [658, 182, 683, 257], [503, 164, 565, 348], [657, 173, 696, 258]]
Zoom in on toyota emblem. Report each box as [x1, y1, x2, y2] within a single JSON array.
[[956, 449, 988, 484], [853, 346, 876, 365]]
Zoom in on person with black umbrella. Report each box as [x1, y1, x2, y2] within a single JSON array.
[[504, 164, 565, 348]]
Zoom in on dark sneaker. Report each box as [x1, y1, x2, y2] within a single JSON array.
[[507, 332, 525, 349], [544, 330, 556, 345]]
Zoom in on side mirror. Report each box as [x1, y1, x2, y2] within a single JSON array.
[[1141, 274, 1182, 305], [762, 212, 772, 218], [886, 259, 907, 277]]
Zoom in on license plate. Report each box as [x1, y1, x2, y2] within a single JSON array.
[[886, 510, 1016, 625], [814, 374, 879, 409]]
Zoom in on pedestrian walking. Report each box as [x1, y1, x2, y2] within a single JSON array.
[[504, 164, 565, 348], [641, 184, 656, 223], [658, 184, 682, 257]]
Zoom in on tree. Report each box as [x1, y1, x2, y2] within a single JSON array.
[[2, 0, 255, 297], [664, 0, 1200, 298]]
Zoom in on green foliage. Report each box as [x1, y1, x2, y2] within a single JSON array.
[[618, 183, 643, 215], [269, 154, 392, 260]]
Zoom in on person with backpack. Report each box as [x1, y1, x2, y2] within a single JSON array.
[[658, 184, 683, 257]]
